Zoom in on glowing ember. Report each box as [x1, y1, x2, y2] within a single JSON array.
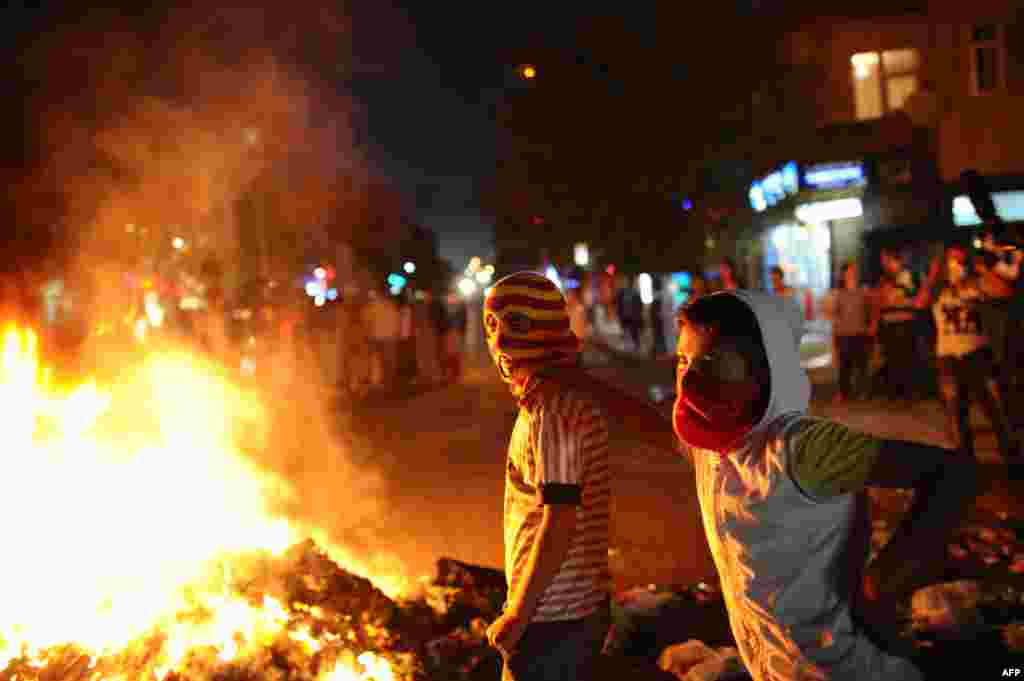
[[0, 326, 403, 680]]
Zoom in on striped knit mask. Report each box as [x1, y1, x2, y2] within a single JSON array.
[[483, 271, 581, 391]]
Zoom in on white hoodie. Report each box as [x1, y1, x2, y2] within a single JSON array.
[[690, 291, 922, 681]]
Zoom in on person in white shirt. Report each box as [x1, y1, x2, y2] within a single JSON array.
[[364, 289, 402, 389], [914, 243, 1021, 469]]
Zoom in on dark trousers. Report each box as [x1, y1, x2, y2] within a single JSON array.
[[878, 320, 920, 399], [502, 603, 611, 681], [937, 347, 1019, 462], [979, 297, 1022, 426], [623, 323, 642, 352], [836, 335, 872, 399]]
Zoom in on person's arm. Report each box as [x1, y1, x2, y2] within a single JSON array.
[[913, 256, 942, 309], [505, 396, 585, 621], [994, 249, 1023, 281], [868, 286, 881, 337], [506, 504, 577, 620], [558, 370, 679, 458], [860, 438, 978, 599], [788, 420, 978, 599]]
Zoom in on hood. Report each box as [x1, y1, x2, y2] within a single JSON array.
[[731, 290, 810, 429]]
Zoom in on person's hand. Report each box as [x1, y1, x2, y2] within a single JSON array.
[[486, 611, 528, 658], [857, 574, 916, 657], [927, 255, 943, 284]]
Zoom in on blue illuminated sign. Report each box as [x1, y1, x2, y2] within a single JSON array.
[[749, 161, 800, 212], [782, 161, 799, 195], [802, 162, 865, 190], [749, 183, 767, 212]]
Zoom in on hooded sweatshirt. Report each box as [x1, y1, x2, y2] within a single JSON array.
[[689, 292, 922, 681]]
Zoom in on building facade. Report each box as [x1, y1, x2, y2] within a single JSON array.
[[730, 1, 1024, 289]]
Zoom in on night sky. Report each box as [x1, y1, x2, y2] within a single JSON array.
[[351, 1, 588, 269], [354, 1, 767, 269], [0, 1, 828, 271]]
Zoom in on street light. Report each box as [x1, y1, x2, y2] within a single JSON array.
[[403, 261, 416, 274], [520, 64, 537, 80], [458, 277, 478, 298], [574, 243, 589, 267]]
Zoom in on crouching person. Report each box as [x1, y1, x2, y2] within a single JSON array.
[[670, 291, 978, 681]]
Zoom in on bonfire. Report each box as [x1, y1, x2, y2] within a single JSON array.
[[0, 326, 431, 681]]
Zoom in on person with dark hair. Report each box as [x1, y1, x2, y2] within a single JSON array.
[[649, 277, 668, 359], [690, 273, 708, 301], [615, 275, 644, 352], [719, 258, 745, 291], [874, 248, 922, 400], [825, 261, 875, 402], [976, 223, 1023, 425], [670, 290, 976, 680], [914, 244, 1021, 468]]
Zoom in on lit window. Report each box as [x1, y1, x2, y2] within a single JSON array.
[[852, 52, 883, 119], [850, 48, 920, 120], [970, 24, 1004, 95]]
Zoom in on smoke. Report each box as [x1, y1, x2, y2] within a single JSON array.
[[20, 3, 418, 592]]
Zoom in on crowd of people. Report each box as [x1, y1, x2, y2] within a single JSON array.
[[292, 286, 469, 401], [818, 224, 1024, 470], [558, 229, 1024, 479]]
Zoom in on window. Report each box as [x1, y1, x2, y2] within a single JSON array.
[[970, 24, 1005, 95], [850, 48, 920, 120]]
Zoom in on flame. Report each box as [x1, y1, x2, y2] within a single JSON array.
[[0, 326, 400, 680]]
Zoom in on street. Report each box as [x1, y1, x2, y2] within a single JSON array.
[[328, 346, 1024, 596]]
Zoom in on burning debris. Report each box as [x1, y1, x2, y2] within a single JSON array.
[[0, 325, 510, 681], [0, 539, 415, 681]]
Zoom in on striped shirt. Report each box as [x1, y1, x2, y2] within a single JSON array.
[[504, 383, 611, 622]]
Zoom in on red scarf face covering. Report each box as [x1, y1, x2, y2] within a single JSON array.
[[673, 366, 762, 453]]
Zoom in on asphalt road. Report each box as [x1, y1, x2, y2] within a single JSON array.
[[334, 352, 712, 593], [312, 347, 1024, 598]]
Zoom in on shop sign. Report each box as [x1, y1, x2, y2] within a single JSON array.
[[749, 161, 800, 212], [802, 161, 866, 190], [953, 191, 1024, 226]]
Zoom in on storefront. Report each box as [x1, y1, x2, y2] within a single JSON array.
[[737, 137, 943, 291], [747, 160, 869, 296], [951, 180, 1024, 234]]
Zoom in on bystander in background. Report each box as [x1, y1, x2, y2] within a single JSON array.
[[915, 244, 1021, 469], [822, 261, 876, 403], [875, 248, 924, 401], [442, 293, 466, 383], [615, 274, 645, 353], [364, 288, 402, 392], [718, 258, 744, 291], [976, 223, 1023, 427]]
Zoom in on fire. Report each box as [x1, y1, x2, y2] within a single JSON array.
[[0, 326, 403, 680]]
